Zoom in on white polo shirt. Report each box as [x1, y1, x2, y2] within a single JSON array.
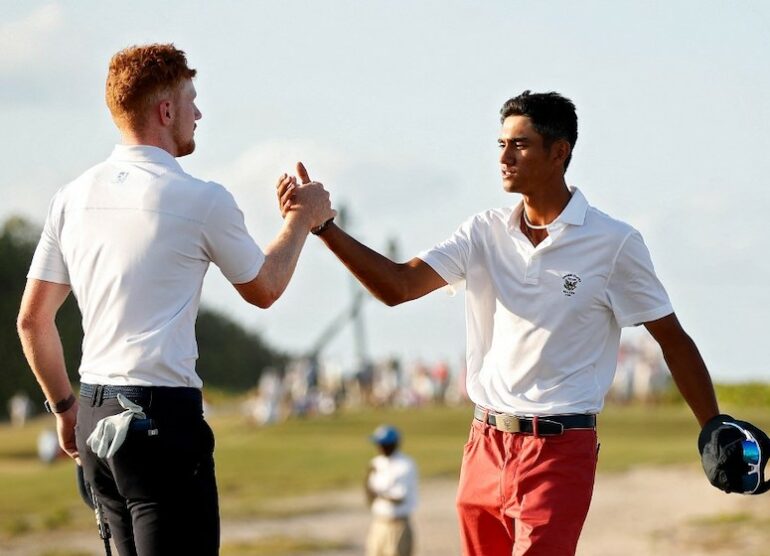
[[27, 145, 265, 388], [418, 187, 673, 415], [368, 452, 418, 519]]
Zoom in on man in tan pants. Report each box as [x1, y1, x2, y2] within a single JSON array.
[[365, 425, 418, 556]]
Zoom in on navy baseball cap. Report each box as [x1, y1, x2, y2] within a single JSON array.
[[371, 425, 400, 445], [699, 415, 770, 495]]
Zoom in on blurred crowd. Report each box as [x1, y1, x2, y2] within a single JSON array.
[[243, 332, 673, 425], [7, 333, 671, 431], [609, 332, 672, 404], [242, 356, 468, 425]]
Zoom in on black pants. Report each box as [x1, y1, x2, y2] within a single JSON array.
[[76, 386, 219, 556]]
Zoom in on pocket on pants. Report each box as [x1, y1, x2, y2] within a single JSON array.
[[462, 419, 483, 452], [110, 418, 212, 500]]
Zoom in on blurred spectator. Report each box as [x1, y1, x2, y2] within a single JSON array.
[[365, 425, 418, 556], [8, 391, 32, 427]]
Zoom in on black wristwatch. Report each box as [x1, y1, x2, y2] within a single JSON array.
[[44, 393, 76, 414], [311, 217, 335, 236]]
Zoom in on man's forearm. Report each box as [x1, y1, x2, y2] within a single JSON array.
[[17, 318, 73, 403], [250, 214, 313, 307], [319, 224, 412, 306], [662, 335, 719, 427]]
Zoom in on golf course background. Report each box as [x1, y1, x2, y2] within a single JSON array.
[[1, 387, 768, 554]]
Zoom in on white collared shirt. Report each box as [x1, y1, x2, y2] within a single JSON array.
[[368, 452, 418, 519], [28, 145, 265, 388], [418, 187, 673, 415]]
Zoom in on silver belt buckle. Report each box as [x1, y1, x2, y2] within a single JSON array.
[[495, 414, 521, 433]]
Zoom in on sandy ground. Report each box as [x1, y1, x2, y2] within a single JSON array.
[[3, 465, 770, 555]]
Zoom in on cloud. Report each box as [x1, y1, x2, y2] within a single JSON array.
[[0, 2, 96, 107], [205, 139, 472, 262], [205, 140, 348, 241], [0, 3, 64, 72]]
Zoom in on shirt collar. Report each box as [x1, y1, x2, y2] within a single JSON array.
[[557, 186, 589, 226], [509, 185, 589, 231], [108, 144, 184, 172]]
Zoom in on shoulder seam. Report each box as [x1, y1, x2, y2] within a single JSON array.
[[604, 230, 636, 292]]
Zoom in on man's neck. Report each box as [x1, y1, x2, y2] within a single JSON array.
[[120, 130, 177, 157], [521, 180, 571, 226], [518, 179, 571, 248]]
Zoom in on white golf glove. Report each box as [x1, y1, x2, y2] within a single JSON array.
[[86, 394, 147, 458]]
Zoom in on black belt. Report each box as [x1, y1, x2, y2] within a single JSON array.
[[474, 406, 596, 436], [79, 383, 201, 407]]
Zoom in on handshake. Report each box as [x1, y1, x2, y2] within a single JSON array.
[[699, 414, 769, 495], [275, 162, 336, 236]]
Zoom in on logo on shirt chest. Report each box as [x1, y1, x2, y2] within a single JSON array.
[[562, 273, 582, 296]]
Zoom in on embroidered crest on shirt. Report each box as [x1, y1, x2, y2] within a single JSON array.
[[112, 171, 129, 184], [562, 273, 582, 296]]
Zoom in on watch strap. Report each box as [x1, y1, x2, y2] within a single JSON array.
[[44, 393, 76, 414], [311, 217, 335, 236]]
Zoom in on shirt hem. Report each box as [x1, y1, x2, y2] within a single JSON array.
[[26, 269, 70, 285], [616, 304, 674, 328], [228, 256, 265, 285], [416, 253, 462, 285]]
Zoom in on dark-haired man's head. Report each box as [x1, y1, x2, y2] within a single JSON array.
[[500, 91, 578, 171]]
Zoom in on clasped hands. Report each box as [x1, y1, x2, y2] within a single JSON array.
[[275, 162, 336, 233]]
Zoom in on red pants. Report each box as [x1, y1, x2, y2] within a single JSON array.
[[456, 418, 598, 556]]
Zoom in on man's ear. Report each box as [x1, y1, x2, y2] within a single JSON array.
[[551, 138, 571, 167], [158, 100, 173, 126]]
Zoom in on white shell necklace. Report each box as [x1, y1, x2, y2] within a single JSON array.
[[522, 210, 550, 230]]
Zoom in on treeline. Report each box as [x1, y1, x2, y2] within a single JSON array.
[[0, 216, 286, 419]]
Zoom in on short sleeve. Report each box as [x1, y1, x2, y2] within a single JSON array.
[[27, 193, 70, 285], [416, 216, 475, 285], [202, 187, 265, 284], [606, 231, 673, 327]]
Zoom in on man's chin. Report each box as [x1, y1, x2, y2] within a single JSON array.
[[502, 180, 518, 193], [177, 140, 196, 157]]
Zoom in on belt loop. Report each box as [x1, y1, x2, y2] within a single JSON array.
[[482, 408, 490, 431], [89, 385, 98, 407], [532, 415, 539, 438], [90, 384, 103, 407]]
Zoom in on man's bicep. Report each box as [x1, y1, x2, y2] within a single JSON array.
[[643, 313, 687, 349], [403, 258, 448, 301]]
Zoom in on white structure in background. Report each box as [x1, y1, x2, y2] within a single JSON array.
[[8, 392, 32, 427], [611, 332, 671, 403]]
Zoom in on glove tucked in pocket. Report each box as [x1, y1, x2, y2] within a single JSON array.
[[86, 394, 147, 458]]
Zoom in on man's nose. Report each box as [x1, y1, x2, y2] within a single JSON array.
[[499, 146, 514, 165]]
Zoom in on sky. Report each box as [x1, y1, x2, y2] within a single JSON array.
[[2, 1, 769, 382]]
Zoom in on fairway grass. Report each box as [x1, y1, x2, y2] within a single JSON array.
[[1, 401, 767, 540]]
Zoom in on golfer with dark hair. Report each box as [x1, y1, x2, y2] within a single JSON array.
[[279, 90, 768, 555], [17, 43, 334, 555]]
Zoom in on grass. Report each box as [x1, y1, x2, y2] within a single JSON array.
[[220, 536, 350, 555], [1, 400, 768, 540]]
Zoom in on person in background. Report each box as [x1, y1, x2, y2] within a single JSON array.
[[365, 425, 418, 556]]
